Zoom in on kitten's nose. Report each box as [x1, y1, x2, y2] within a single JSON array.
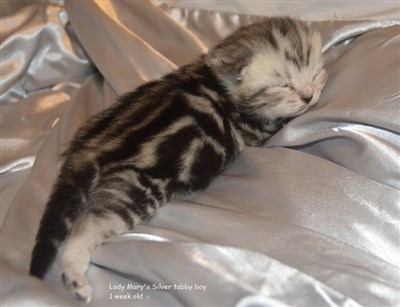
[[299, 85, 314, 103]]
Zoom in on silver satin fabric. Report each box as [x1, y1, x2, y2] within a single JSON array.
[[1, 1, 400, 306]]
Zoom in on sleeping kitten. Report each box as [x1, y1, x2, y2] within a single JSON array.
[[30, 17, 327, 302]]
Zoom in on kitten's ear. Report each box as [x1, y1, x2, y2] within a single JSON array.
[[206, 50, 251, 82], [206, 46, 251, 82]]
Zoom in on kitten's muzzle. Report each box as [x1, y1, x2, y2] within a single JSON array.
[[298, 85, 314, 104], [302, 95, 313, 104]]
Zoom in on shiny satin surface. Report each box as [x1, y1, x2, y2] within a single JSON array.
[[1, 1, 400, 306]]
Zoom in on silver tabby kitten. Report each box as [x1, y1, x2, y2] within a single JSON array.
[[30, 17, 327, 302]]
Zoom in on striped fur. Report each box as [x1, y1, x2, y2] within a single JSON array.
[[30, 17, 327, 302]]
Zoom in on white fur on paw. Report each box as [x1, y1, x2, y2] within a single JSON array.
[[61, 271, 93, 303]]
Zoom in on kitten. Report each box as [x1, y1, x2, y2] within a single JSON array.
[[30, 16, 327, 302]]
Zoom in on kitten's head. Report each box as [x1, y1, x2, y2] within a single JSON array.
[[206, 17, 327, 123]]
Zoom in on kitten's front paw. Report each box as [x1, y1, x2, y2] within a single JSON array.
[[61, 270, 93, 303]]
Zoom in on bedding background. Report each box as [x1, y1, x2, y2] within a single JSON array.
[[1, 1, 399, 306]]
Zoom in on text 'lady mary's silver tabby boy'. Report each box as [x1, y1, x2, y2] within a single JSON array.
[[30, 17, 327, 302]]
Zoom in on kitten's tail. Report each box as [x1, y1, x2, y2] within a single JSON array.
[[30, 180, 81, 278]]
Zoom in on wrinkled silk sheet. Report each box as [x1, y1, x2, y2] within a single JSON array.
[[1, 1, 400, 306]]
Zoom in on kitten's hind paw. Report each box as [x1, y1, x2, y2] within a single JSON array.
[[61, 271, 93, 303]]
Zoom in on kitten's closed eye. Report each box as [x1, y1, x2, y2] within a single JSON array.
[[282, 83, 295, 89]]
